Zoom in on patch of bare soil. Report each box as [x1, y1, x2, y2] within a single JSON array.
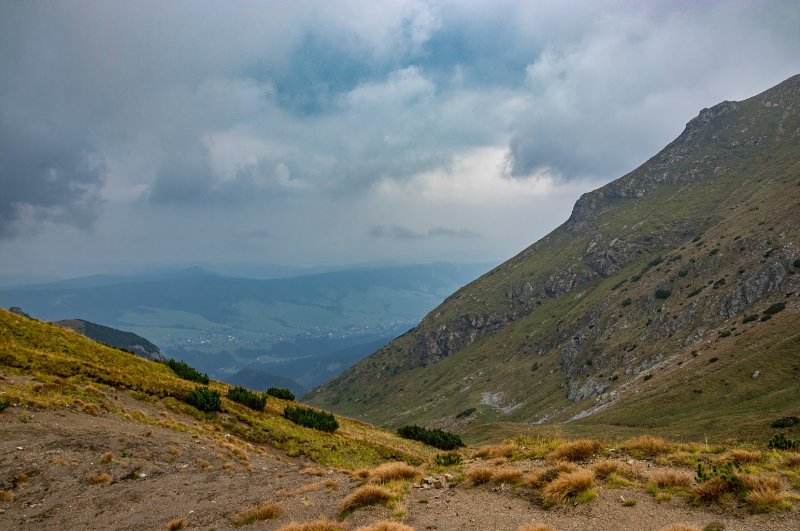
[[1, 396, 798, 530]]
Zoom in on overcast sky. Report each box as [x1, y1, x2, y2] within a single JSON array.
[[1, 0, 798, 279]]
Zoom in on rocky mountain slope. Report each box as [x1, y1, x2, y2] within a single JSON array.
[[309, 74, 800, 441]]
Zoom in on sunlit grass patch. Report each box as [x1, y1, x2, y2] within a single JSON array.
[[467, 467, 494, 485], [590, 459, 622, 479], [366, 462, 419, 483], [354, 522, 414, 531], [624, 435, 673, 458], [338, 485, 395, 515], [541, 469, 595, 506], [231, 501, 283, 526], [164, 517, 187, 530], [517, 524, 557, 531], [277, 520, 344, 531], [547, 439, 601, 462], [87, 472, 112, 485], [491, 468, 523, 485]]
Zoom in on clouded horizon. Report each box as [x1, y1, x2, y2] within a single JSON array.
[[1, 0, 798, 279]]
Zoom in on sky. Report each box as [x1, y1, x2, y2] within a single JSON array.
[[1, 0, 798, 279]]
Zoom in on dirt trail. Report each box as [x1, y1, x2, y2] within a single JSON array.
[[1, 398, 798, 530]]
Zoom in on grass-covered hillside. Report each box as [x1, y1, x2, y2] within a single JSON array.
[[0, 308, 435, 470], [309, 74, 800, 443]]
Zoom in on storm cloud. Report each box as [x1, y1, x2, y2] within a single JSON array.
[[1, 1, 798, 275]]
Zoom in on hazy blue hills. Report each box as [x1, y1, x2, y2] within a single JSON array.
[[0, 262, 493, 391]]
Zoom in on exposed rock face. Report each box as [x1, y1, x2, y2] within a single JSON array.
[[309, 74, 800, 426]]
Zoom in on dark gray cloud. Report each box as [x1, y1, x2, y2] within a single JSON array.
[[368, 224, 479, 240], [0, 1, 798, 274]]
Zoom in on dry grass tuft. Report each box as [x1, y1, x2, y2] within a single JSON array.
[[165, 518, 187, 530], [100, 451, 113, 464], [548, 439, 601, 462], [0, 490, 15, 502], [649, 470, 692, 488], [552, 460, 578, 474], [355, 522, 414, 531], [338, 485, 395, 514], [745, 485, 792, 513], [591, 459, 622, 479], [467, 467, 494, 485], [301, 466, 327, 476], [368, 462, 419, 483], [525, 468, 560, 489], [783, 452, 800, 468], [492, 468, 523, 484], [278, 520, 345, 531], [51, 455, 68, 466], [87, 472, 112, 485], [223, 461, 237, 471], [739, 474, 784, 492], [692, 477, 731, 502], [541, 469, 594, 505], [719, 449, 762, 465], [197, 458, 213, 470], [658, 524, 701, 531], [518, 524, 557, 531], [231, 501, 283, 526], [490, 457, 509, 466], [472, 443, 516, 459], [624, 435, 673, 457]]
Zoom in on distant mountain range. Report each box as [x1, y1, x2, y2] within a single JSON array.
[[309, 74, 800, 442], [0, 262, 493, 393]]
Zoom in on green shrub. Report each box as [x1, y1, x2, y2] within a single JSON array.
[[742, 314, 758, 323], [0, 397, 10, 411], [165, 358, 209, 384], [709, 357, 719, 363], [267, 387, 295, 401], [186, 386, 221, 412], [771, 416, 800, 429], [621, 298, 632, 307], [695, 461, 742, 493], [284, 405, 338, 432], [760, 314, 773, 322], [763, 302, 786, 315], [227, 386, 266, 411], [719, 330, 731, 338], [677, 269, 689, 277], [643, 373, 653, 381], [767, 433, 799, 451], [793, 258, 800, 268], [397, 425, 464, 450], [434, 452, 463, 467], [456, 407, 476, 419], [709, 248, 719, 256], [654, 289, 671, 299]]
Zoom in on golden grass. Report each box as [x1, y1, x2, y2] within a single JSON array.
[[165, 518, 187, 530], [552, 460, 578, 474], [467, 467, 494, 485], [355, 523, 414, 531], [518, 524, 557, 531], [338, 485, 395, 515], [87, 472, 112, 485], [472, 443, 516, 459], [745, 485, 793, 513], [784, 452, 800, 468], [492, 468, 523, 484], [524, 468, 559, 489], [367, 462, 419, 483], [197, 458, 213, 470], [547, 439, 601, 462], [541, 469, 594, 505], [692, 477, 731, 502], [278, 520, 345, 531], [490, 457, 509, 466], [0, 490, 15, 502], [739, 473, 784, 492], [590, 459, 622, 479], [658, 525, 701, 531], [649, 470, 692, 488], [100, 451, 113, 464], [719, 449, 762, 465], [623, 435, 673, 457], [231, 501, 283, 526], [51, 455, 68, 465], [301, 466, 328, 476]]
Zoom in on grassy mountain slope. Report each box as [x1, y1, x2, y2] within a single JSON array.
[[309, 74, 800, 442], [54, 318, 163, 360], [0, 309, 434, 469]]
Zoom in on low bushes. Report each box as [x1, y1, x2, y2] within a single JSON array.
[[227, 386, 267, 411], [284, 405, 338, 433], [768, 433, 799, 451], [165, 358, 209, 384], [772, 416, 800, 428], [434, 452, 463, 467], [267, 387, 295, 401], [186, 386, 222, 412], [397, 424, 464, 450]]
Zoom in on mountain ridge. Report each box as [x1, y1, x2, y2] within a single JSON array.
[[308, 74, 800, 440]]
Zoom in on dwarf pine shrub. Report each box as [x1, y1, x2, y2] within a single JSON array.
[[0, 397, 9, 411], [165, 358, 209, 384], [771, 416, 800, 428], [768, 433, 799, 451], [186, 386, 221, 412], [267, 387, 295, 401], [397, 425, 465, 450], [227, 386, 266, 411], [284, 405, 338, 432], [654, 289, 672, 299]]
